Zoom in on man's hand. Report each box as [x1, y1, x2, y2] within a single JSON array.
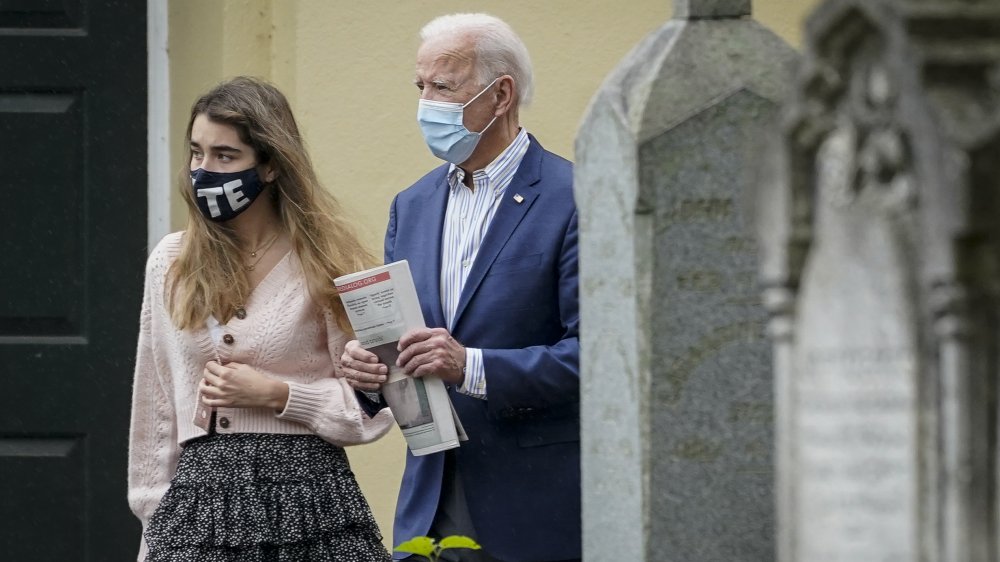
[[341, 339, 389, 392], [396, 327, 466, 385], [200, 361, 289, 411]]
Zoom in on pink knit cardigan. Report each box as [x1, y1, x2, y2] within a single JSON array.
[[127, 232, 393, 546]]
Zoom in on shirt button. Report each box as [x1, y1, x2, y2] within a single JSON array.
[[235, 307, 247, 320], [462, 260, 471, 268], [223, 334, 235, 345], [200, 409, 207, 419], [218, 416, 230, 429]]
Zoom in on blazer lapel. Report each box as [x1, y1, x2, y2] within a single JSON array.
[[451, 139, 543, 332], [411, 172, 450, 329]]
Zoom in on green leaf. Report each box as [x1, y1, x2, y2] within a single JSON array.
[[394, 536, 437, 557], [438, 535, 482, 551]]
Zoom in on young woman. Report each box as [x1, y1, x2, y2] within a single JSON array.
[[127, 76, 394, 561]]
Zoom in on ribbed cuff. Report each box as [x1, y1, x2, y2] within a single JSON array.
[[277, 381, 331, 425]]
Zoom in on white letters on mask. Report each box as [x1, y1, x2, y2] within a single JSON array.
[[190, 167, 265, 222]]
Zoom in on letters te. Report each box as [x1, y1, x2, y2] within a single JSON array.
[[196, 179, 249, 217]]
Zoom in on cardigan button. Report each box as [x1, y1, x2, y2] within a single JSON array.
[[235, 307, 247, 320], [218, 416, 230, 429], [222, 334, 235, 345]]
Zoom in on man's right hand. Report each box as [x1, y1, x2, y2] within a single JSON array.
[[340, 339, 389, 392]]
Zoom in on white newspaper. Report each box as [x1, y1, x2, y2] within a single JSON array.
[[334, 260, 466, 456]]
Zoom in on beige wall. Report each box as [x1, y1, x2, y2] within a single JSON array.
[[166, 0, 820, 547]]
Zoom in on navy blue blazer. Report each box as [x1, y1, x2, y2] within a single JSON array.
[[383, 136, 581, 562]]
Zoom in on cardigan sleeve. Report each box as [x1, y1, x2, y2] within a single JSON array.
[[126, 247, 181, 559], [276, 308, 394, 446]]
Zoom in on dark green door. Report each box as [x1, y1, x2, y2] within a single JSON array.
[[0, 1, 147, 560]]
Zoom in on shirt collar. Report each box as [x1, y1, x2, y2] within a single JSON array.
[[447, 128, 531, 195]]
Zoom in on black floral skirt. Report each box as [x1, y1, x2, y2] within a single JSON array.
[[144, 432, 391, 562]]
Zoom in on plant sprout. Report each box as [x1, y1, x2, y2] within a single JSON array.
[[394, 535, 482, 561]]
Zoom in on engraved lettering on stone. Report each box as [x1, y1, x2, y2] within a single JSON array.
[[722, 236, 758, 254], [666, 197, 734, 222], [797, 345, 915, 562], [729, 401, 773, 424], [676, 270, 723, 292], [672, 438, 724, 462]]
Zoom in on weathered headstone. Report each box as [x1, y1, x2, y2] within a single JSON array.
[[756, 1, 1000, 561], [575, 2, 797, 560]]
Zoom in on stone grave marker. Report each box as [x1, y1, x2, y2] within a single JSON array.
[[756, 1, 1000, 561], [575, 1, 797, 560]]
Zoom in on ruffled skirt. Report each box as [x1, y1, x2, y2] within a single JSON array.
[[144, 432, 391, 561]]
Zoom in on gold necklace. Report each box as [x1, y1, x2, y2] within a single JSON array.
[[244, 232, 280, 271]]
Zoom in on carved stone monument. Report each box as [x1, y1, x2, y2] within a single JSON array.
[[575, 2, 796, 560], [756, 1, 1000, 561]]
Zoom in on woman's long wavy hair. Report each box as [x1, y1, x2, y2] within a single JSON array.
[[168, 76, 375, 332]]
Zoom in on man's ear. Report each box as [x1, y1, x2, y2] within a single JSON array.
[[493, 75, 517, 116]]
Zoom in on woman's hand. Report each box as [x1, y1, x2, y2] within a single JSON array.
[[341, 339, 389, 392], [199, 361, 289, 412]]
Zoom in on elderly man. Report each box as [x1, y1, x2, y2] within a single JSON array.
[[342, 12, 581, 562]]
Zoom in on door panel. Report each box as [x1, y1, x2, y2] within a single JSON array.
[[0, 1, 147, 560], [3, 91, 85, 337]]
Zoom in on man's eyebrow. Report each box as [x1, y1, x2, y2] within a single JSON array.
[[414, 75, 457, 87]]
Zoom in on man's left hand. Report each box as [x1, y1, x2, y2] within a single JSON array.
[[396, 327, 466, 385]]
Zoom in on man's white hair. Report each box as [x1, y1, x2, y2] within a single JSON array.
[[420, 13, 534, 106]]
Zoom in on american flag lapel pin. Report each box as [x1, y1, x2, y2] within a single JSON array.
[[513, 193, 524, 204]]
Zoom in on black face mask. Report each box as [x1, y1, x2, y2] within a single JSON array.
[[190, 167, 265, 222]]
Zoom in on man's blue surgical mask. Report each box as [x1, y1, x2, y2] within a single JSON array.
[[417, 78, 500, 164], [190, 167, 265, 222]]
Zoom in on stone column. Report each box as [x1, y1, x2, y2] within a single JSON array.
[[756, 1, 1000, 561], [575, 2, 797, 560]]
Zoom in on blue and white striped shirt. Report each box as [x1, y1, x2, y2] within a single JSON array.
[[441, 128, 531, 399]]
